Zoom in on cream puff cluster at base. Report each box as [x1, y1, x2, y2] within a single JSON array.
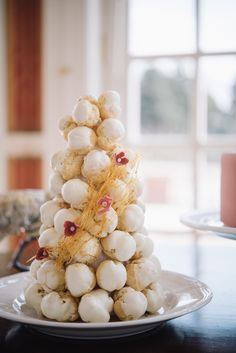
[[25, 90, 165, 322]]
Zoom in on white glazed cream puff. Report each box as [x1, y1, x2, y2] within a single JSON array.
[[29, 259, 46, 279], [72, 99, 100, 127], [54, 208, 80, 236], [49, 173, 65, 197], [51, 150, 83, 180], [96, 260, 127, 292], [132, 233, 154, 259], [142, 282, 165, 314], [38, 227, 63, 248], [37, 259, 65, 292], [129, 178, 144, 199], [112, 147, 138, 170], [81, 150, 111, 184], [101, 230, 136, 262], [72, 231, 102, 265], [40, 200, 62, 228], [78, 95, 98, 106], [105, 179, 127, 204], [98, 91, 121, 119], [85, 207, 118, 238], [58, 115, 78, 140], [126, 258, 160, 291], [78, 289, 113, 323], [24, 282, 45, 315], [149, 254, 162, 274], [61, 179, 90, 210], [41, 291, 78, 322], [118, 204, 144, 232], [97, 118, 125, 150], [50, 150, 63, 170], [68, 126, 96, 154], [65, 263, 96, 297], [113, 286, 147, 321]]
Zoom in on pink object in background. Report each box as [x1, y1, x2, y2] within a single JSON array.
[[221, 153, 236, 227]]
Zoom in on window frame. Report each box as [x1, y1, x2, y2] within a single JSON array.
[[126, 0, 236, 209]]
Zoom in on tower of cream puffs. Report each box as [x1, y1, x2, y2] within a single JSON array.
[[25, 91, 164, 322]]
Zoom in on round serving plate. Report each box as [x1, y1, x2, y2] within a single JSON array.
[[0, 271, 212, 340], [180, 210, 236, 240]]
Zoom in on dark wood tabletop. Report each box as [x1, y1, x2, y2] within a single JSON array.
[[0, 232, 236, 353]]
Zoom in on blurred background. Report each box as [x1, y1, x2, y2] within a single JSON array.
[[0, 0, 236, 237]]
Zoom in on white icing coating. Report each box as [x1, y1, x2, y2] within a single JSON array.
[[41, 291, 78, 322], [72, 99, 100, 127], [132, 232, 154, 259], [98, 90, 121, 119], [118, 204, 144, 232], [81, 150, 110, 182], [85, 207, 118, 238], [112, 147, 138, 169], [40, 200, 62, 227], [78, 289, 113, 322], [50, 150, 64, 170], [142, 282, 165, 313], [58, 116, 77, 139], [101, 230, 136, 261], [29, 259, 46, 279], [38, 227, 63, 248], [113, 287, 147, 321], [126, 258, 160, 291], [106, 179, 127, 203], [37, 260, 65, 292], [54, 208, 80, 236], [58, 116, 74, 131], [97, 118, 125, 141], [65, 263, 96, 297], [51, 149, 83, 180], [24, 282, 45, 315], [113, 147, 136, 160], [78, 95, 98, 105], [62, 179, 89, 210], [73, 231, 102, 264], [49, 173, 64, 197], [149, 254, 162, 274], [96, 260, 127, 292], [68, 126, 96, 153]]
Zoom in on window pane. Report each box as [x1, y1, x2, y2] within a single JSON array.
[[200, 0, 236, 52], [139, 153, 194, 232], [128, 0, 195, 55], [199, 56, 236, 135], [140, 59, 194, 134]]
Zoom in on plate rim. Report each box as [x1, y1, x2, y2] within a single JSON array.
[[180, 210, 236, 236], [0, 270, 213, 329]]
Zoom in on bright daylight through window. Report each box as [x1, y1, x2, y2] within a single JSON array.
[[127, 0, 236, 232]]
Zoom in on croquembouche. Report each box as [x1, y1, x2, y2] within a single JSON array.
[[25, 91, 164, 322]]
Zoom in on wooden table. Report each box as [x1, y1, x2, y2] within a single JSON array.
[[0, 232, 236, 353]]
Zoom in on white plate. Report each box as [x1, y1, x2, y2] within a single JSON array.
[[180, 210, 236, 240], [0, 271, 212, 340]]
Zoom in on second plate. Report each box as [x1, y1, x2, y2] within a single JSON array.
[[180, 210, 236, 240]]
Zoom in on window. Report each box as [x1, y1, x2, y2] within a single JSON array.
[[127, 0, 236, 232]]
